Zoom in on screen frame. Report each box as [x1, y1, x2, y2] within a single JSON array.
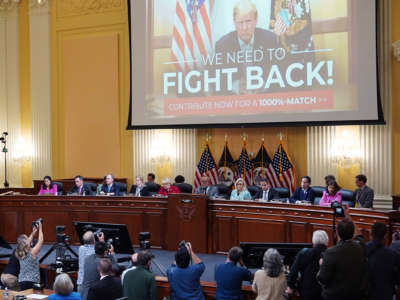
[[126, 0, 385, 130]]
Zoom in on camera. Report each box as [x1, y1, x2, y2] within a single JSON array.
[[32, 218, 43, 228], [139, 232, 151, 250], [56, 225, 70, 244], [106, 238, 113, 250], [53, 255, 79, 273], [331, 201, 345, 217], [178, 240, 187, 249]]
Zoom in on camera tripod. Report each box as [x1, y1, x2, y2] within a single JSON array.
[[39, 236, 78, 264], [139, 247, 167, 276]]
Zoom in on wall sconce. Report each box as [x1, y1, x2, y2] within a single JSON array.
[[393, 40, 400, 62], [332, 128, 360, 168], [149, 130, 174, 164], [13, 136, 33, 163]]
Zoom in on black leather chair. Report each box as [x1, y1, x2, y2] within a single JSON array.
[[209, 183, 231, 199], [311, 186, 325, 205], [142, 183, 160, 196], [116, 298, 128, 300], [115, 182, 127, 196], [53, 181, 63, 195], [85, 182, 98, 194], [275, 187, 290, 202], [175, 183, 193, 193], [247, 185, 261, 200], [341, 189, 355, 207]]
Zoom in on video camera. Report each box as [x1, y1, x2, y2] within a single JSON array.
[[139, 232, 151, 250], [331, 201, 345, 217], [32, 218, 43, 229]]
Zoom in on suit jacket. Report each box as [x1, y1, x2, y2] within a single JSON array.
[[254, 188, 280, 201], [130, 184, 146, 196], [100, 183, 121, 196], [174, 183, 193, 193], [214, 28, 280, 94], [157, 185, 180, 196], [290, 187, 315, 203], [87, 275, 123, 300], [68, 183, 94, 196], [354, 185, 374, 208], [81, 254, 117, 300]]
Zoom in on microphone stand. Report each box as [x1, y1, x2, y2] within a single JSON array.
[[0, 132, 8, 188]]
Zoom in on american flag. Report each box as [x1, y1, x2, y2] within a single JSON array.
[[171, 0, 212, 71], [237, 145, 253, 186], [272, 142, 295, 194], [252, 142, 281, 188], [194, 143, 218, 189], [274, 9, 290, 36]]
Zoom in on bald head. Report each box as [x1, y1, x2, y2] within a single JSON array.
[[83, 231, 95, 245], [131, 253, 138, 266]]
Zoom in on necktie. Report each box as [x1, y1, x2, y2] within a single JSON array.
[[263, 191, 267, 200]]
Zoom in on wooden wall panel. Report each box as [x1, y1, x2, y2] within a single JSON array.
[[237, 219, 286, 243], [287, 221, 309, 243], [215, 217, 234, 252]]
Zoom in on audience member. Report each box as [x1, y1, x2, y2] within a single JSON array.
[[121, 253, 138, 284], [123, 251, 157, 300], [0, 249, 20, 288], [317, 218, 368, 300], [366, 222, 400, 300], [87, 258, 122, 300], [254, 178, 279, 201], [195, 176, 211, 194], [252, 248, 287, 300], [100, 173, 120, 196], [287, 230, 329, 300], [215, 246, 253, 300], [68, 176, 94, 196], [167, 242, 205, 300], [158, 178, 180, 196], [77, 231, 101, 293], [49, 273, 81, 300], [130, 176, 146, 196], [390, 231, 400, 255], [16, 221, 43, 290], [80, 241, 117, 300], [230, 178, 252, 201], [38, 176, 57, 196], [146, 173, 156, 184], [324, 175, 336, 186], [319, 181, 342, 207], [354, 174, 374, 208], [290, 176, 315, 203]]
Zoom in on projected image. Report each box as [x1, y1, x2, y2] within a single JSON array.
[[130, 0, 378, 127]]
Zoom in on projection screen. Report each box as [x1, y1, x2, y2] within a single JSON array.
[[128, 0, 383, 129]]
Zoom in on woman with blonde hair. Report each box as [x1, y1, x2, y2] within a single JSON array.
[[49, 273, 81, 300], [15, 221, 43, 290], [230, 178, 252, 200]]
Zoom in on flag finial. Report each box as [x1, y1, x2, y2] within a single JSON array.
[[205, 133, 211, 143], [278, 132, 284, 141], [261, 134, 265, 143], [224, 133, 228, 142], [241, 132, 247, 141]]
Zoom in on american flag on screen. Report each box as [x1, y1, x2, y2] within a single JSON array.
[[252, 142, 281, 188], [171, 0, 213, 71], [272, 142, 296, 194], [274, 9, 290, 36], [237, 144, 253, 186], [194, 143, 218, 189]]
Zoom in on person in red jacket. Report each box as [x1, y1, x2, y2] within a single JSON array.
[[158, 178, 180, 196]]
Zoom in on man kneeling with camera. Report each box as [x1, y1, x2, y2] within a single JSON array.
[[167, 241, 205, 300]]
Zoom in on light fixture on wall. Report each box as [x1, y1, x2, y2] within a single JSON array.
[[393, 40, 400, 62], [331, 128, 361, 168], [149, 130, 174, 164], [0, 0, 47, 11], [13, 136, 33, 164]]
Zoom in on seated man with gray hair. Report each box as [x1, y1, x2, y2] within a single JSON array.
[[48, 273, 80, 300], [287, 230, 329, 300]]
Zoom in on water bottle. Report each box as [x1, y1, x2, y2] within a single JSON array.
[[3, 287, 9, 300]]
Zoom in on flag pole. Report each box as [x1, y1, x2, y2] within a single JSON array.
[[224, 134, 228, 177], [205, 133, 210, 175], [241, 132, 247, 180], [261, 135, 265, 177]]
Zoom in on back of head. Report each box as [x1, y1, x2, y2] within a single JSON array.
[[137, 250, 152, 267], [53, 273, 74, 296], [228, 246, 243, 264], [371, 222, 386, 241], [98, 258, 113, 276], [174, 175, 185, 184], [15, 234, 28, 259], [95, 241, 108, 256], [263, 248, 283, 278], [175, 247, 190, 268], [312, 230, 329, 246], [83, 231, 95, 245], [337, 218, 355, 241], [324, 174, 336, 182]]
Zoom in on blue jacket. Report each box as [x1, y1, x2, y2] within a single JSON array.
[[215, 262, 253, 300], [48, 292, 81, 300], [290, 187, 315, 203]]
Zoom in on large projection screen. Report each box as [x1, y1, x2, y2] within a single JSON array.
[[128, 0, 383, 129]]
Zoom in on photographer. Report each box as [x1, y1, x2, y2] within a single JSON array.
[[15, 219, 44, 290], [167, 242, 205, 300], [77, 231, 104, 293], [80, 240, 117, 300]]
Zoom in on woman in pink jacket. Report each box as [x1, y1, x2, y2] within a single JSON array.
[[319, 180, 342, 207], [38, 176, 58, 196]]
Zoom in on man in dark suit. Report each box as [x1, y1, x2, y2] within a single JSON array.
[[130, 176, 146, 196], [100, 173, 120, 196], [174, 175, 193, 193], [68, 175, 94, 196], [290, 176, 315, 203], [81, 241, 118, 300], [87, 258, 122, 300], [214, 0, 279, 94], [354, 174, 374, 208], [254, 178, 279, 201]]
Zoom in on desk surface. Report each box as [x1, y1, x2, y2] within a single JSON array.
[[0, 289, 52, 300]]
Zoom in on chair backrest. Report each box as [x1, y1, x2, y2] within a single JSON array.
[[53, 181, 63, 195], [212, 183, 231, 199], [341, 189, 355, 207], [115, 181, 127, 195], [247, 185, 261, 199], [85, 182, 98, 192], [274, 187, 290, 199], [175, 183, 193, 193], [115, 298, 128, 300], [311, 186, 325, 205], [142, 183, 160, 196]]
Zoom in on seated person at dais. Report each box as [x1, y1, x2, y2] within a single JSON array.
[[146, 173, 156, 185], [48, 273, 81, 300], [230, 178, 252, 201], [254, 178, 279, 201], [158, 178, 180, 196], [174, 175, 193, 193], [99, 173, 120, 196], [38, 175, 58, 196], [68, 176, 94, 196], [354, 174, 374, 208], [324, 174, 336, 186], [130, 176, 146, 196], [319, 180, 342, 207], [195, 176, 211, 195], [290, 176, 315, 203]]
